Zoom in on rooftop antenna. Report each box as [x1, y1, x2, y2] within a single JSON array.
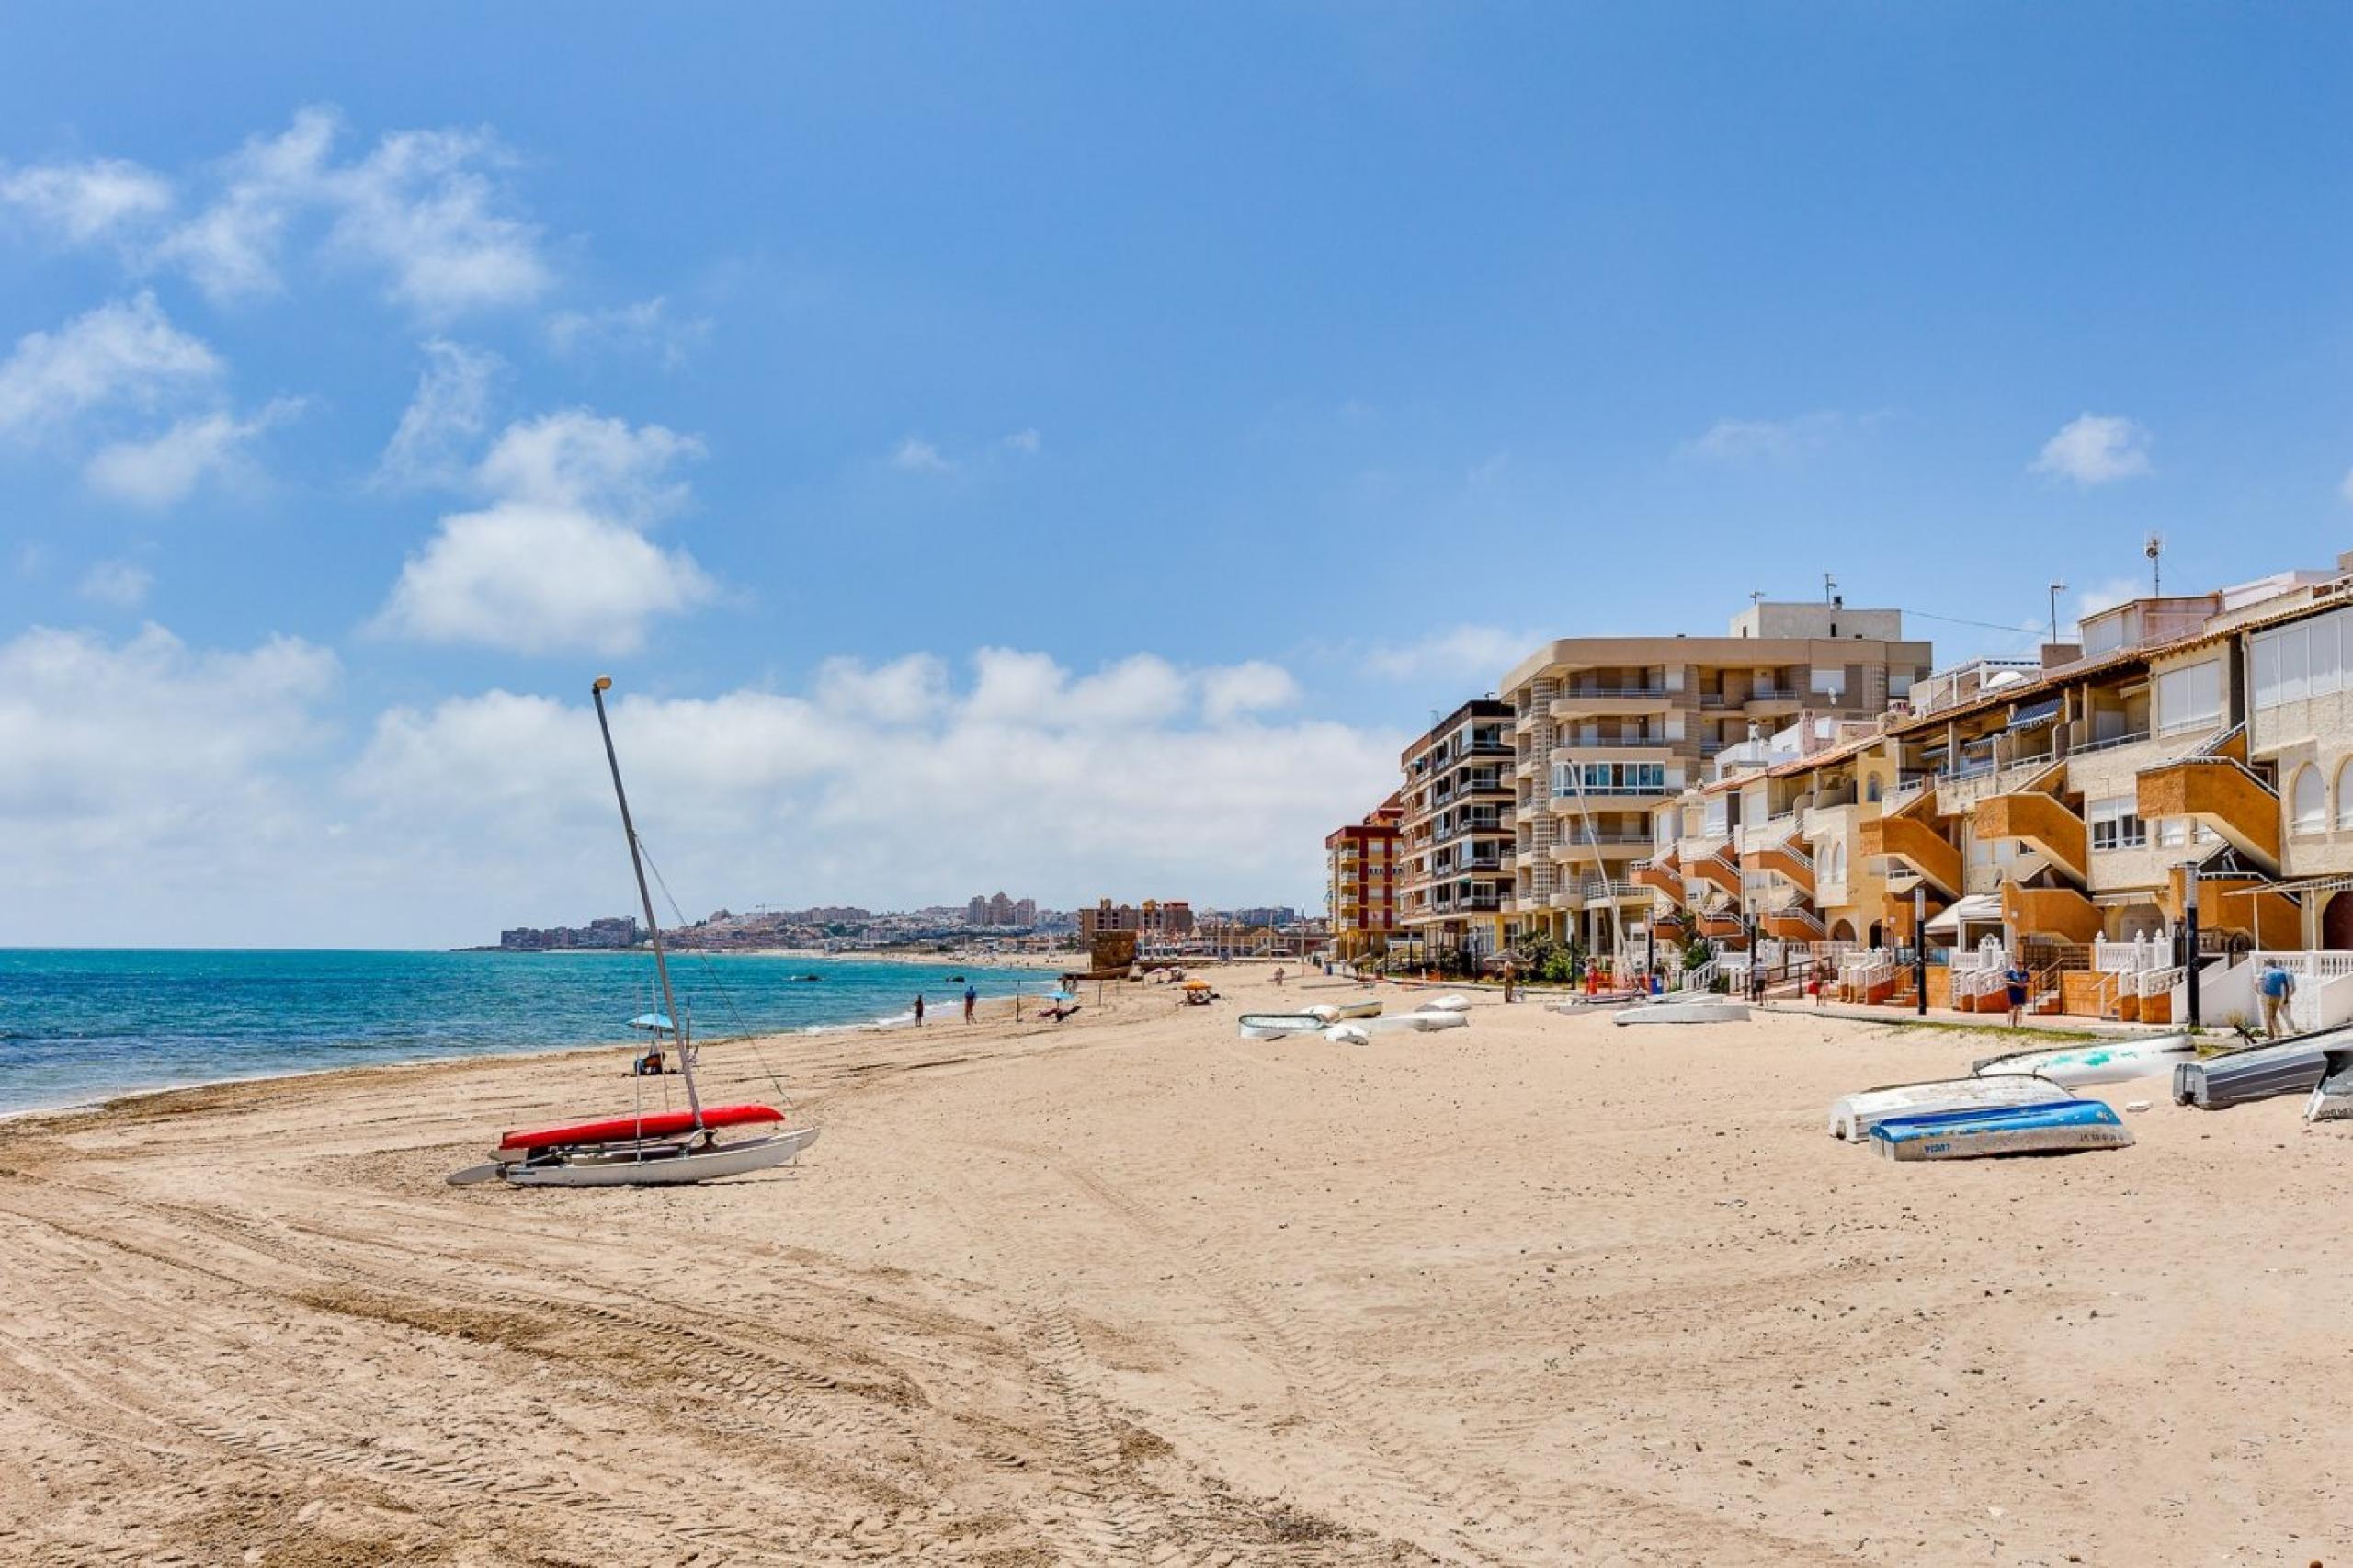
[[1824, 573, 1837, 603], [2048, 580, 2068, 643], [2144, 532, 2164, 597]]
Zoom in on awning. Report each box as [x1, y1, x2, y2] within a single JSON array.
[[1926, 892, 2002, 933], [2008, 698, 2062, 730]]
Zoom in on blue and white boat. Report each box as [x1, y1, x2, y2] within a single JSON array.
[[1869, 1099, 2133, 1162]]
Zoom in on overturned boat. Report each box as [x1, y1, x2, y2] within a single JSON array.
[[1307, 996, 1383, 1022], [1972, 1033, 2195, 1087], [1354, 1006, 1470, 1035], [2172, 1028, 2347, 1109], [1612, 995, 1750, 1027], [2305, 1051, 2353, 1122], [1870, 1099, 2133, 1162], [1238, 1012, 1327, 1040], [1828, 1074, 2071, 1143]]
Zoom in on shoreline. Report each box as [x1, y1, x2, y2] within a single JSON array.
[[0, 973, 1049, 1125]]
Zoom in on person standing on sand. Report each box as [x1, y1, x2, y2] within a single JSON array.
[[963, 983, 977, 1023], [2003, 959, 2031, 1028], [914, 994, 925, 1027], [1501, 959, 1516, 1004], [2259, 960, 2297, 1039], [1273, 966, 1285, 987]]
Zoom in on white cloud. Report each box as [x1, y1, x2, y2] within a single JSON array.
[[1201, 660, 1302, 722], [77, 560, 153, 608], [0, 623, 336, 861], [891, 436, 952, 473], [377, 338, 505, 487], [2338, 467, 2353, 506], [153, 106, 549, 316], [0, 156, 174, 243], [546, 296, 711, 368], [373, 408, 714, 654], [1002, 427, 1041, 455], [474, 408, 702, 519], [1364, 624, 1532, 684], [813, 653, 949, 724], [1678, 412, 1845, 464], [0, 292, 220, 437], [373, 503, 716, 656], [2032, 413, 2152, 486], [83, 396, 302, 506]]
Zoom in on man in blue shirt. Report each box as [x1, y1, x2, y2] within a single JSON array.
[[2258, 961, 2297, 1040]]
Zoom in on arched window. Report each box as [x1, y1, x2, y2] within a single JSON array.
[[2295, 765, 2325, 834], [2337, 759, 2353, 831], [1866, 778, 1883, 803]]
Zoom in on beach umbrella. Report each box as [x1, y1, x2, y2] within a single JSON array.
[[1182, 979, 1211, 990], [1048, 989, 1077, 1002]]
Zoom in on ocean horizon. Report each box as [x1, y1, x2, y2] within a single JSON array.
[[0, 948, 1051, 1117]]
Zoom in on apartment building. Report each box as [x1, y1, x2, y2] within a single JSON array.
[[1501, 599, 1932, 956], [1397, 699, 1516, 957], [1628, 557, 2353, 1021], [1324, 793, 1404, 960], [1078, 898, 1196, 938]]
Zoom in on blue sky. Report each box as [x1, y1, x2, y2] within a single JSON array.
[[5, 5, 2351, 944]]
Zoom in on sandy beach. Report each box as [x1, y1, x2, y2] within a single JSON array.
[[2, 967, 2347, 1566]]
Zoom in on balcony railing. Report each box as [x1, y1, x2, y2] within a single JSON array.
[[1556, 736, 1673, 751], [2068, 730, 2152, 758]]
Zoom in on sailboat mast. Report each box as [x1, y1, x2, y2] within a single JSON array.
[[591, 676, 702, 1128]]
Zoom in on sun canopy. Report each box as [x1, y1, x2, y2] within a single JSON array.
[[628, 1012, 677, 1032], [2008, 698, 2062, 729], [1182, 979, 1212, 989], [1047, 989, 1077, 1002], [1926, 893, 2003, 934]]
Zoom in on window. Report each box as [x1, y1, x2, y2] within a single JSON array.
[[2156, 660, 2222, 734], [2254, 633, 2283, 710], [2158, 817, 2187, 849], [2294, 766, 2325, 834], [2088, 796, 2147, 852], [2340, 760, 2353, 831], [2280, 625, 2310, 705], [1811, 666, 1847, 699]]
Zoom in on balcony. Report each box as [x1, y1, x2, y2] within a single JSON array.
[[2137, 757, 2280, 872], [1973, 790, 2087, 881], [1696, 908, 1747, 941], [1553, 737, 1675, 756], [1551, 688, 1675, 721], [1745, 688, 1803, 717], [1860, 813, 1963, 897], [2001, 881, 2102, 945], [2164, 864, 2300, 948]]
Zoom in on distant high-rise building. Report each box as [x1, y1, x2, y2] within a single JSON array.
[[1077, 898, 1194, 938], [966, 894, 990, 926], [1014, 896, 1037, 926], [1326, 794, 1404, 960]]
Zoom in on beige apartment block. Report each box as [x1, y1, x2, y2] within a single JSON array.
[[1396, 699, 1515, 958], [1499, 599, 1930, 955]]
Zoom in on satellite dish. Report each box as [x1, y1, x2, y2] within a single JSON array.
[[1984, 669, 2028, 690]]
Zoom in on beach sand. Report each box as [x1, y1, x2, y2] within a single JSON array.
[[2, 967, 2347, 1565]]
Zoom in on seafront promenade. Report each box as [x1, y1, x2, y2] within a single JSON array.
[[2, 964, 2342, 1564]]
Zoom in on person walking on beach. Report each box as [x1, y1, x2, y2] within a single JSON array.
[[914, 994, 926, 1027], [2259, 960, 2297, 1039], [1501, 959, 1517, 1004], [962, 983, 977, 1024], [2003, 958, 2031, 1028]]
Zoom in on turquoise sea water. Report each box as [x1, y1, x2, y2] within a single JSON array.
[[0, 949, 1048, 1115]]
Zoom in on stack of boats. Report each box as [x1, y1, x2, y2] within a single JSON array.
[[1827, 1032, 2194, 1163], [1236, 994, 1471, 1042], [1608, 991, 1750, 1027], [1830, 1019, 2353, 1160]]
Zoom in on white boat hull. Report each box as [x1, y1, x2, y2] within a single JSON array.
[[502, 1126, 819, 1187], [1238, 1014, 1326, 1040], [1973, 1033, 2195, 1087], [1613, 1000, 1750, 1027], [1351, 1008, 1470, 1035], [1829, 1074, 2069, 1142]]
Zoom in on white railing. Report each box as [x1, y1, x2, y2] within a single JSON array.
[[2069, 729, 2154, 758], [1953, 966, 2009, 1002], [2251, 950, 2353, 978], [1683, 958, 1720, 992], [2095, 937, 2169, 973], [2134, 964, 2186, 998]]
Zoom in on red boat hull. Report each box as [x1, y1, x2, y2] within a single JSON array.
[[498, 1103, 785, 1153]]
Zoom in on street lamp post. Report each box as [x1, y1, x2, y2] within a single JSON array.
[[2181, 865, 2201, 1029], [1913, 884, 1928, 1017]]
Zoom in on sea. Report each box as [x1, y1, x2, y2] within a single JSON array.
[[0, 949, 1051, 1117]]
